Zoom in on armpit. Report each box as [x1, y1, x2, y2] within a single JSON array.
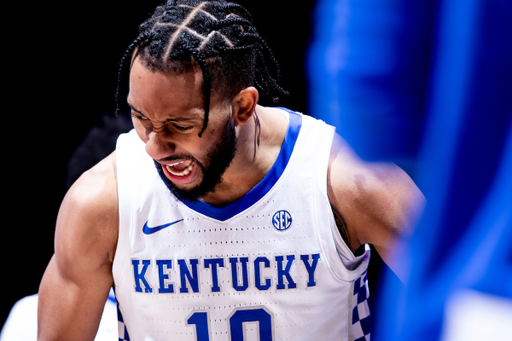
[[331, 205, 351, 250]]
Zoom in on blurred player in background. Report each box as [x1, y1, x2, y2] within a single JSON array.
[[308, 0, 512, 340]]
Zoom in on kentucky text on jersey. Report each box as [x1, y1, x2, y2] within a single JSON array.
[[131, 254, 321, 294]]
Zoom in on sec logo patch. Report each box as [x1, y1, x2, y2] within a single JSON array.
[[272, 210, 292, 231]]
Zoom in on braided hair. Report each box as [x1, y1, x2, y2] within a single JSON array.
[[115, 0, 288, 137]]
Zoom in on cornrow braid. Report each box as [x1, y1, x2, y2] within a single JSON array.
[[115, 31, 154, 117], [185, 45, 211, 137], [115, 0, 288, 137], [218, 2, 253, 21]]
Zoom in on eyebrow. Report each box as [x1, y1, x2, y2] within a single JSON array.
[[128, 103, 198, 123]]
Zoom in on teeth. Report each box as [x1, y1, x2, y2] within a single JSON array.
[[168, 160, 185, 167], [166, 160, 195, 177]]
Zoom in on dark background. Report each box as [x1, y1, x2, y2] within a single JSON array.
[[3, 0, 388, 331]]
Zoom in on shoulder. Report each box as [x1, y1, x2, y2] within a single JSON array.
[[327, 134, 425, 252], [54, 152, 119, 275], [64, 151, 118, 212]]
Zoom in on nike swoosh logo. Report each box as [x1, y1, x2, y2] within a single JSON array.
[[142, 219, 184, 235]]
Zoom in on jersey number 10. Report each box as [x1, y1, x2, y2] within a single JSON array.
[[187, 307, 273, 341]]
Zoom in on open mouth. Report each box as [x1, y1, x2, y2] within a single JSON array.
[[161, 159, 198, 184], [165, 160, 195, 176]]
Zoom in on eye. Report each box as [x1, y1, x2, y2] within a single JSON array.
[[131, 112, 148, 121], [172, 124, 193, 132]]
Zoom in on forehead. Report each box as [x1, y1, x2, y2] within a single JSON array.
[[128, 57, 205, 119]]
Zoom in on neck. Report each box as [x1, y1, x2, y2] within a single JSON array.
[[200, 105, 289, 206]]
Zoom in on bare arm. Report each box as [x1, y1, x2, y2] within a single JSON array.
[[38, 153, 118, 341], [328, 135, 425, 281]]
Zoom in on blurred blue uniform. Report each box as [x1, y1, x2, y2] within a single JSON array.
[[307, 0, 512, 340]]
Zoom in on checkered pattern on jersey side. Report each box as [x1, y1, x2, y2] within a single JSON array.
[[352, 271, 371, 341], [116, 299, 131, 341]]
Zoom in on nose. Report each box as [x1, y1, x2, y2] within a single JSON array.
[[145, 131, 176, 161]]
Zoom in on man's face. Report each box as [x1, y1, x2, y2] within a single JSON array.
[[128, 57, 238, 202]]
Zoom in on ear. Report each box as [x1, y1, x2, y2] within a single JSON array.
[[231, 87, 259, 125]]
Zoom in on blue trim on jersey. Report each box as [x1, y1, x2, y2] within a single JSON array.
[[108, 290, 117, 304], [182, 108, 302, 221]]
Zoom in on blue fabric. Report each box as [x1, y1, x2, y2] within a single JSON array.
[[307, 0, 435, 171], [307, 0, 512, 339]]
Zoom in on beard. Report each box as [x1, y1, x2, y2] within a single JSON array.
[[154, 118, 238, 204]]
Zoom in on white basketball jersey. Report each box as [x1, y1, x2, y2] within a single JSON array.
[[113, 108, 371, 341]]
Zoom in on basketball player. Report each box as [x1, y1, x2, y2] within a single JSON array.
[[38, 1, 425, 340]]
